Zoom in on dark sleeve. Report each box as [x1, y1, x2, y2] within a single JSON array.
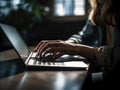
[[68, 20, 99, 47], [95, 46, 120, 71]]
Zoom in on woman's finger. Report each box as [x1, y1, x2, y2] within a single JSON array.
[[39, 42, 56, 57], [53, 51, 64, 58], [33, 42, 42, 52]]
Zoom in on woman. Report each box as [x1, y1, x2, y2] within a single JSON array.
[[34, 0, 120, 89]]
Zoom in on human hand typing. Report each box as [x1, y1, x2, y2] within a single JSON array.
[[33, 40, 80, 61]]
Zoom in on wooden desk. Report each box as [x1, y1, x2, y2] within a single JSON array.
[[0, 49, 87, 90]]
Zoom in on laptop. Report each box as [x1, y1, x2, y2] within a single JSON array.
[[0, 23, 88, 71]]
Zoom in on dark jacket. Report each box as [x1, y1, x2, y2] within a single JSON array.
[[69, 20, 120, 89], [70, 20, 120, 70]]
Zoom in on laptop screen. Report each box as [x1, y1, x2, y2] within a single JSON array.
[[0, 23, 30, 60]]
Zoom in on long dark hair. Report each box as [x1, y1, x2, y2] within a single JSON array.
[[89, 0, 120, 26]]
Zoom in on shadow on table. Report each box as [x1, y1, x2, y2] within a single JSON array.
[[0, 59, 26, 79]]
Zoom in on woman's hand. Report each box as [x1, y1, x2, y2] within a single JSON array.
[[34, 40, 95, 60], [34, 40, 79, 59]]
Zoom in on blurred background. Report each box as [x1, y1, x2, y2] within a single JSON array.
[[0, 0, 89, 51]]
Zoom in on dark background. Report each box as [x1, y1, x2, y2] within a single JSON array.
[[0, 0, 88, 51]]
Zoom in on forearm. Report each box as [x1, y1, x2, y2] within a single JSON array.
[[74, 44, 96, 60], [65, 39, 95, 59]]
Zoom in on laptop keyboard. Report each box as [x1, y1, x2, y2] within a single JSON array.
[[28, 58, 64, 67], [26, 52, 88, 69]]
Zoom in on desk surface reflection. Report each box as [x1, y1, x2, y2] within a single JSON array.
[[0, 49, 87, 90]]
